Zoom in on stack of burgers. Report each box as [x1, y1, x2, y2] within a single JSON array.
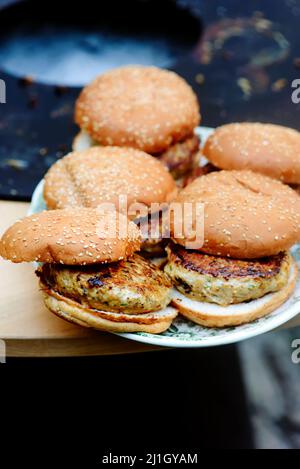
[[73, 66, 201, 182], [0, 209, 177, 333], [1, 65, 300, 333], [166, 170, 300, 327]]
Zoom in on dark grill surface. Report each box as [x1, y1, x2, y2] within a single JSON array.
[[0, 0, 300, 199]]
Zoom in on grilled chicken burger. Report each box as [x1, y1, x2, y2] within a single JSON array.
[[43, 146, 177, 257], [203, 123, 300, 185], [74, 65, 201, 181], [165, 170, 300, 327], [0, 209, 177, 333]]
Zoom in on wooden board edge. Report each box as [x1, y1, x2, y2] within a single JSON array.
[[4, 337, 165, 358]]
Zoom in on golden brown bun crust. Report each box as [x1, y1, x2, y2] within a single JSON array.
[[75, 66, 200, 154], [171, 259, 298, 327], [172, 170, 300, 259], [42, 286, 177, 334], [72, 131, 200, 180], [203, 123, 300, 184], [0, 209, 141, 264], [44, 146, 177, 212]]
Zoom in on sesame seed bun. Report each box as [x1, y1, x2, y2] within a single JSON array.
[[44, 146, 177, 213], [72, 130, 201, 181], [75, 65, 200, 154], [0, 209, 141, 265], [171, 259, 298, 327], [171, 170, 300, 259], [203, 123, 300, 184], [41, 286, 178, 334]]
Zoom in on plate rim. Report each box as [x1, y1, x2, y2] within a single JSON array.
[[117, 300, 300, 348]]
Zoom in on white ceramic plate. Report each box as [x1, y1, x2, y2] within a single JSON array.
[[29, 127, 300, 348]]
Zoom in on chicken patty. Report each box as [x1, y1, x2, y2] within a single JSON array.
[[156, 134, 200, 179], [37, 254, 172, 314], [164, 242, 292, 306], [138, 212, 169, 257]]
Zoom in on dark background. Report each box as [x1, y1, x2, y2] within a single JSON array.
[[1, 0, 300, 457], [0, 0, 300, 199]]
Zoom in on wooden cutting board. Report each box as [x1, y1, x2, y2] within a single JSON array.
[[0, 200, 299, 357]]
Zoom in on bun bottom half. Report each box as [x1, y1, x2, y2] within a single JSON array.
[[41, 284, 177, 334], [171, 260, 298, 328]]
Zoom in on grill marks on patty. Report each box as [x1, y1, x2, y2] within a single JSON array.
[[165, 243, 292, 305], [37, 254, 172, 314], [168, 242, 287, 280]]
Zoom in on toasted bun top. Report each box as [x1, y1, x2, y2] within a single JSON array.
[[44, 146, 177, 214], [0, 209, 141, 265], [171, 170, 300, 259], [203, 122, 300, 184], [75, 65, 200, 154]]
